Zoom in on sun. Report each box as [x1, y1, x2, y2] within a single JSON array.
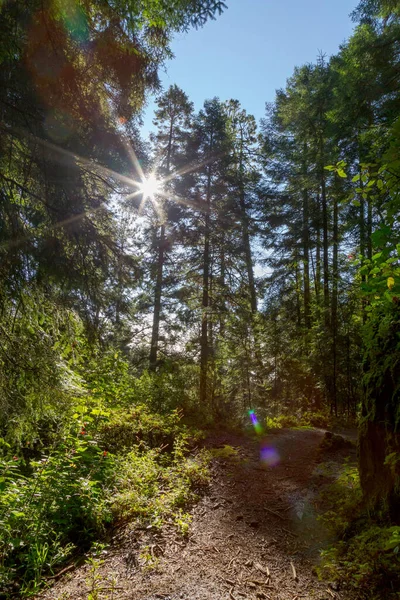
[[139, 174, 161, 199]]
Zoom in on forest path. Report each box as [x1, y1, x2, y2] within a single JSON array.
[[41, 428, 356, 600]]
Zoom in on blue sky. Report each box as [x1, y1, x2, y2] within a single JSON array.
[[141, 0, 357, 136]]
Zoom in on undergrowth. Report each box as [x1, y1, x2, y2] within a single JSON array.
[[317, 461, 400, 599], [0, 357, 211, 598], [264, 410, 332, 431]]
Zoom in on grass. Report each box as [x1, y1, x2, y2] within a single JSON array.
[[0, 404, 211, 597]]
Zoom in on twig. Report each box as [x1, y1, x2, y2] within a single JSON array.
[[47, 563, 75, 580], [290, 561, 298, 581], [228, 555, 237, 569], [229, 586, 237, 600], [264, 507, 285, 520], [255, 562, 270, 576]]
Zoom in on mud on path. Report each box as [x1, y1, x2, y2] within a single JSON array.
[[41, 428, 356, 600]]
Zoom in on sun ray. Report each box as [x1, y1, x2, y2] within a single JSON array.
[[163, 150, 226, 184], [124, 189, 144, 202], [1, 125, 142, 192], [1, 123, 217, 252], [118, 131, 146, 182], [155, 188, 208, 213], [149, 195, 165, 222]]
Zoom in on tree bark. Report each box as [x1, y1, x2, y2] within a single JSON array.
[[149, 223, 165, 370], [295, 250, 302, 327], [315, 194, 321, 299], [200, 161, 212, 405], [331, 177, 339, 416], [302, 185, 311, 329], [238, 153, 257, 314], [320, 159, 330, 326], [149, 121, 173, 370]]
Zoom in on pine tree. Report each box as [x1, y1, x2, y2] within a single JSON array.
[[148, 85, 193, 370]]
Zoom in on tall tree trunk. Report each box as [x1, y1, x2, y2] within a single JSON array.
[[320, 155, 330, 326], [331, 177, 339, 417], [149, 223, 165, 370], [315, 194, 321, 299], [358, 143, 367, 324], [302, 183, 311, 329], [367, 197, 372, 261], [237, 144, 264, 375], [115, 239, 124, 329], [149, 121, 173, 370], [200, 161, 212, 405], [219, 234, 226, 339], [295, 250, 302, 327], [238, 170, 257, 314]]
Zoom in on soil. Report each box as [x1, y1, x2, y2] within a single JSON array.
[[39, 428, 357, 600]]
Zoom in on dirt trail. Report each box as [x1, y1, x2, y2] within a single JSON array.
[[41, 429, 356, 600]]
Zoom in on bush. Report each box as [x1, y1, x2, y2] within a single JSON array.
[[98, 404, 190, 454], [320, 525, 400, 597], [112, 440, 210, 529], [317, 463, 400, 598], [264, 409, 333, 432], [264, 414, 298, 430], [301, 410, 331, 428], [0, 398, 210, 596], [0, 428, 114, 595]]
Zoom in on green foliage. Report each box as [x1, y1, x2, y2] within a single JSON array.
[[264, 414, 298, 430], [264, 410, 331, 431], [319, 463, 363, 536], [0, 346, 210, 595], [317, 463, 400, 597], [0, 428, 114, 595], [112, 434, 210, 529], [0, 287, 85, 446], [98, 403, 198, 454], [209, 444, 239, 459], [319, 525, 400, 598]]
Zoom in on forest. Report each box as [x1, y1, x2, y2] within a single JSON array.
[[0, 0, 399, 598]]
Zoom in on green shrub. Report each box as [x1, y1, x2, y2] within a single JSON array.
[[264, 409, 332, 431], [317, 463, 400, 598], [301, 410, 331, 428], [265, 414, 300, 430], [0, 399, 210, 596], [318, 462, 363, 536], [0, 429, 114, 595], [209, 444, 239, 460], [320, 526, 400, 597], [98, 404, 196, 454], [112, 436, 210, 529]]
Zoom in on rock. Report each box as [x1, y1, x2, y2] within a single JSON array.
[[249, 520, 259, 528], [329, 581, 340, 591], [320, 432, 354, 452]]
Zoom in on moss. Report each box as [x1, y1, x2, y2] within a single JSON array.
[[359, 300, 400, 519], [209, 444, 239, 459]]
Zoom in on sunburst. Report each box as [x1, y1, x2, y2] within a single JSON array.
[[139, 174, 162, 200]]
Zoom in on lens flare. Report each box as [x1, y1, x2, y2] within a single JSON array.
[[248, 410, 263, 435], [260, 444, 280, 467]]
